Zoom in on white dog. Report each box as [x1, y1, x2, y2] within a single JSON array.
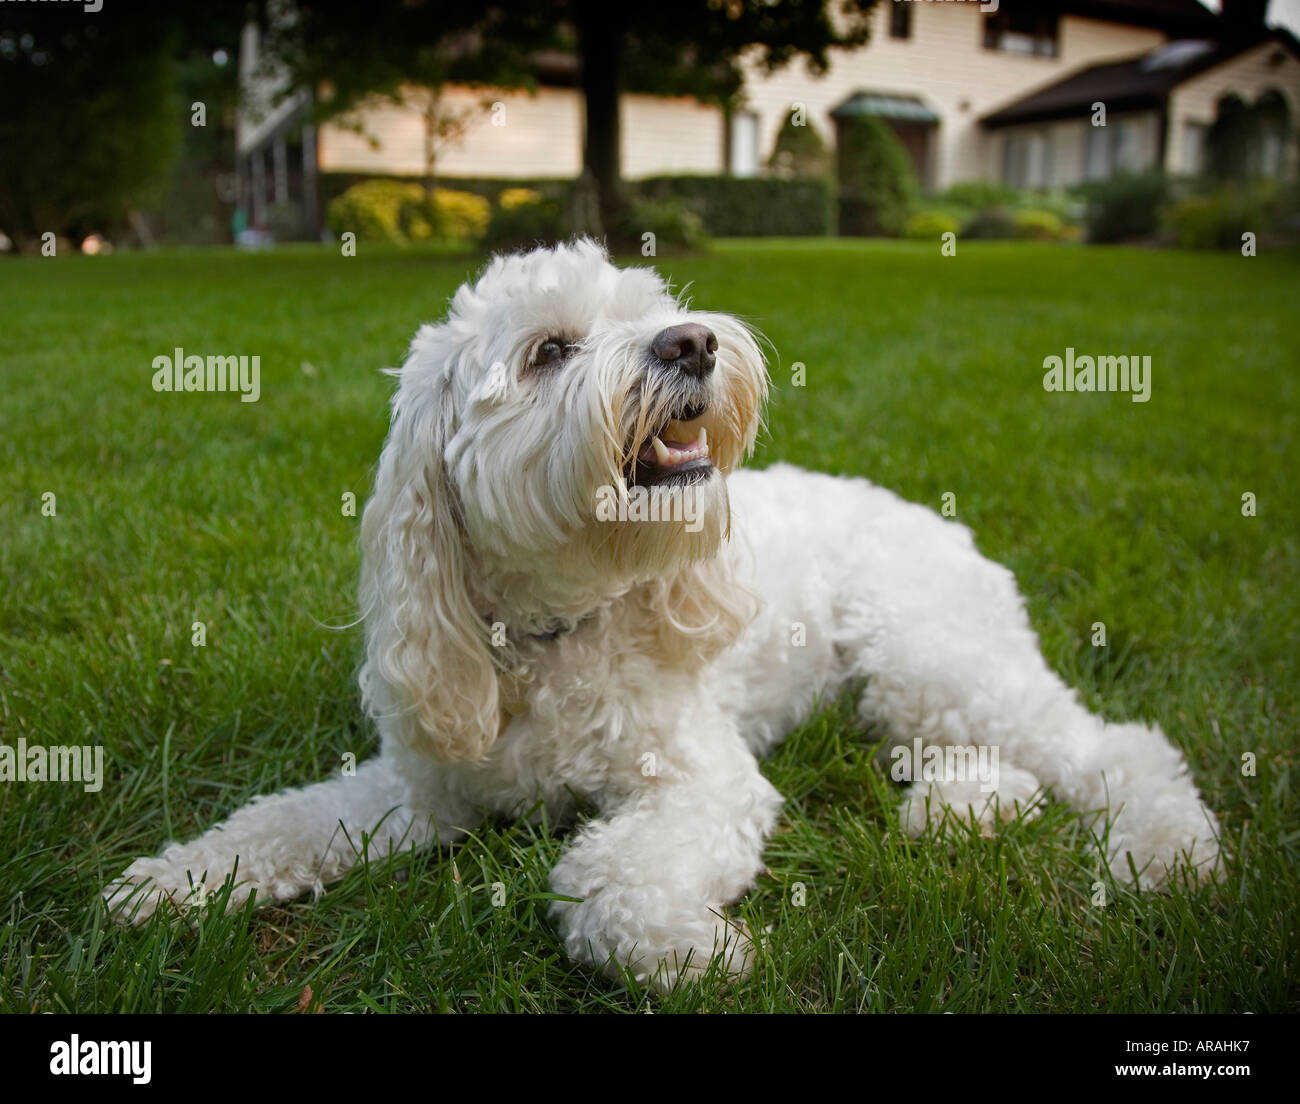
[[107, 239, 1220, 990]]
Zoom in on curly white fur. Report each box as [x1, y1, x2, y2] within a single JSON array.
[[106, 240, 1221, 991]]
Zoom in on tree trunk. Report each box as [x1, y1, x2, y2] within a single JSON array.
[[576, 0, 627, 244], [423, 89, 439, 197]]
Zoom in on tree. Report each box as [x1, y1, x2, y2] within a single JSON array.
[[256, 0, 880, 244], [0, 1, 244, 251], [767, 112, 832, 179], [836, 115, 917, 236]]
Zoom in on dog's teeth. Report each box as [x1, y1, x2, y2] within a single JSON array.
[[698, 426, 707, 452], [652, 436, 671, 465]]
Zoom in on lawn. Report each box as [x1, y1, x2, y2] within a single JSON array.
[[0, 239, 1296, 1013]]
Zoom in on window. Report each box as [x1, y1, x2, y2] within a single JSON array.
[[1003, 129, 1052, 189], [1255, 90, 1289, 178], [1085, 118, 1149, 180], [729, 112, 759, 177], [1182, 122, 1208, 175], [983, 9, 1058, 58], [890, 1, 912, 40]]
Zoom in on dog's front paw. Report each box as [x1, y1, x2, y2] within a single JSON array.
[[550, 881, 755, 994], [103, 847, 256, 924]]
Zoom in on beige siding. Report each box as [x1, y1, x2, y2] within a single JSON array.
[[318, 85, 723, 180], [622, 95, 725, 177], [1166, 40, 1300, 176], [319, 86, 582, 178], [736, 4, 1165, 188]]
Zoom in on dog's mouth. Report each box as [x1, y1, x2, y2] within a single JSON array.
[[628, 401, 713, 487]]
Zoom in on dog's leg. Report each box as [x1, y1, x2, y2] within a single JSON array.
[[896, 754, 1047, 839], [841, 551, 1221, 885], [548, 733, 783, 993], [104, 752, 477, 922]]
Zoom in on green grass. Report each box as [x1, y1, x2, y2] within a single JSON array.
[[1, 239, 1297, 1013]]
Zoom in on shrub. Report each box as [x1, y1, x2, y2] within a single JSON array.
[[635, 175, 831, 236], [767, 113, 831, 179], [432, 188, 491, 241], [327, 179, 411, 243], [498, 187, 542, 211], [836, 115, 918, 236], [1160, 181, 1281, 249], [1014, 209, 1064, 240], [936, 179, 1018, 211], [326, 179, 489, 245], [961, 205, 1019, 239], [904, 210, 960, 240], [625, 197, 706, 252], [265, 200, 310, 242], [483, 188, 565, 251], [1082, 171, 1168, 243]]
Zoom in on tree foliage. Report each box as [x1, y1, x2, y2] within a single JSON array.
[[0, 1, 244, 250], [256, 0, 881, 243]]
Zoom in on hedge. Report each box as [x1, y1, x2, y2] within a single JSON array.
[[632, 175, 832, 237], [321, 172, 834, 239]]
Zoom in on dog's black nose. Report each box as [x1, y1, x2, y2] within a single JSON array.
[[652, 323, 717, 378]]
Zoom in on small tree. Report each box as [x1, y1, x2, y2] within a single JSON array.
[[767, 112, 831, 179], [836, 115, 918, 236]]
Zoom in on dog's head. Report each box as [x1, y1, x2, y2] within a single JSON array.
[[359, 240, 768, 760]]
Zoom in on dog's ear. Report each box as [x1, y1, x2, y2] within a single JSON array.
[[359, 335, 501, 763]]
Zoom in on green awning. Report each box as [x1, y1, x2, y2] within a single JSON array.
[[830, 92, 939, 124]]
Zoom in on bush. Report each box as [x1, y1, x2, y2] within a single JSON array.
[[1014, 209, 1064, 241], [935, 180, 1018, 212], [431, 189, 492, 241], [635, 175, 832, 236], [961, 206, 1019, 239], [1082, 171, 1168, 243], [265, 201, 310, 243], [767, 113, 831, 179], [483, 188, 565, 251], [904, 210, 960, 240], [1018, 189, 1085, 225], [836, 115, 918, 236], [326, 180, 489, 245], [625, 197, 706, 252], [1160, 181, 1281, 249]]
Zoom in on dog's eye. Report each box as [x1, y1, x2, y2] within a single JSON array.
[[533, 339, 572, 369]]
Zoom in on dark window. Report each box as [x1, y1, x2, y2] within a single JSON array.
[[890, 2, 912, 40], [983, 9, 1058, 58]]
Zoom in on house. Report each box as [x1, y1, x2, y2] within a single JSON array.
[[236, 1, 1299, 234], [982, 27, 1300, 186]]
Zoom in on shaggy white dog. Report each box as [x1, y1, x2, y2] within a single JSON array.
[[106, 239, 1220, 990]]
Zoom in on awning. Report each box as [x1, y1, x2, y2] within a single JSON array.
[[830, 92, 939, 124]]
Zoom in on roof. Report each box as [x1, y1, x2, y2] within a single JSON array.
[[1056, 1, 1224, 37], [981, 29, 1300, 128], [830, 92, 940, 123]]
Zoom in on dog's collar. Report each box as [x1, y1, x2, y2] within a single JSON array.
[[498, 616, 592, 718]]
